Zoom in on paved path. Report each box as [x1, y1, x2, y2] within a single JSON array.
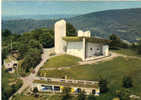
[[9, 48, 53, 100], [79, 52, 126, 65]]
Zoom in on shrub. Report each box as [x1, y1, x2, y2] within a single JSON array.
[[77, 91, 86, 100], [99, 77, 108, 93], [115, 89, 130, 100], [122, 76, 133, 88]]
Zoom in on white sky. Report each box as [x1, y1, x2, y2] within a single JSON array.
[[3, 0, 141, 1]]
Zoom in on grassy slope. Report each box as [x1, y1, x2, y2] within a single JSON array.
[[111, 48, 140, 56], [42, 54, 81, 68], [13, 94, 77, 100], [40, 57, 141, 97]]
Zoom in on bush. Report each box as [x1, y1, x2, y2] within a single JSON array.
[[77, 91, 86, 100], [115, 89, 130, 100], [122, 76, 133, 88], [99, 77, 108, 93]]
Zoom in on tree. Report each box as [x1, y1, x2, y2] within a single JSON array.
[[77, 91, 86, 100], [39, 32, 54, 48], [2, 47, 9, 64], [137, 40, 141, 54], [2, 29, 12, 38], [21, 48, 41, 72], [109, 34, 121, 49], [31, 29, 43, 40], [28, 39, 42, 50], [99, 77, 108, 93], [66, 23, 77, 36], [122, 76, 133, 88], [87, 95, 96, 100]]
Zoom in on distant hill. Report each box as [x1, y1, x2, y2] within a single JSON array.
[[69, 8, 141, 42], [2, 8, 141, 42], [2, 19, 56, 34]]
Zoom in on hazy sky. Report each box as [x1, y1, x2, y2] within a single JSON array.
[[3, 0, 141, 1]]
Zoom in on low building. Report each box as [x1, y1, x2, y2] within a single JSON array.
[[54, 20, 111, 61], [4, 56, 18, 73], [32, 78, 100, 96]]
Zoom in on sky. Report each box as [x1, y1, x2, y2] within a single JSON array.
[[3, 0, 141, 1]]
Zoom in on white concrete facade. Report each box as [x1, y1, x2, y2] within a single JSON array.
[[54, 20, 109, 61], [66, 41, 83, 59], [78, 30, 91, 37], [102, 45, 109, 56], [55, 20, 66, 54], [86, 43, 102, 58]]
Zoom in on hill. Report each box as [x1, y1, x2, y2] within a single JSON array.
[[2, 19, 56, 34], [69, 8, 141, 42], [2, 8, 141, 42]]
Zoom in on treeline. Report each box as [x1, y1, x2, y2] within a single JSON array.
[[2, 22, 76, 74], [2, 28, 54, 74], [109, 34, 141, 55]]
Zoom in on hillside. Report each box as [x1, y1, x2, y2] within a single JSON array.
[[2, 19, 56, 34], [69, 8, 141, 42], [2, 8, 141, 42]]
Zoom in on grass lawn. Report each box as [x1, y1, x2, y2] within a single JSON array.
[[42, 54, 81, 68], [111, 48, 141, 57], [12, 95, 46, 100], [12, 94, 76, 100], [39, 57, 141, 97]]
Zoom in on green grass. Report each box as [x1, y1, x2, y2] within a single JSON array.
[[12, 94, 76, 100], [13, 95, 45, 100], [42, 54, 81, 68], [111, 48, 140, 57], [39, 57, 141, 97]]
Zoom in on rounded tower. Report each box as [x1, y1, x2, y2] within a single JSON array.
[[54, 20, 66, 54]]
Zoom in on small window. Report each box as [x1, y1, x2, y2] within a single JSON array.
[[92, 89, 96, 94]]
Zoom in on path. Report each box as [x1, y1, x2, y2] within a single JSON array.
[[79, 52, 125, 65], [9, 48, 53, 100]]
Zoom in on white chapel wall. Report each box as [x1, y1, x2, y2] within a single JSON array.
[[86, 42, 102, 58], [102, 45, 109, 56], [55, 20, 66, 54], [77, 30, 91, 37], [66, 41, 84, 59]]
